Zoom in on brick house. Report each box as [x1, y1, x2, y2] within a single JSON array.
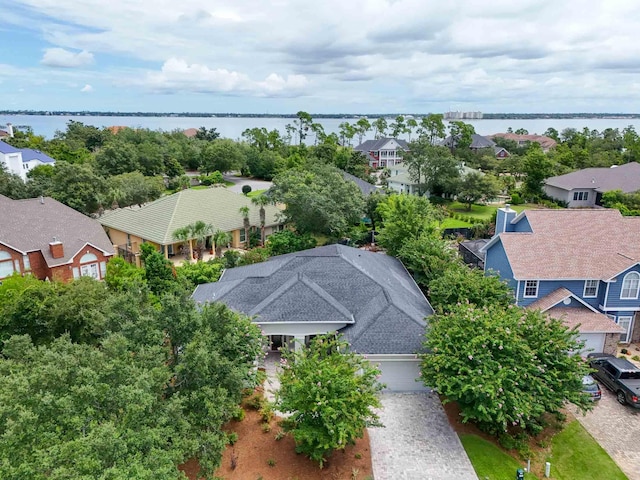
[[0, 195, 114, 282]]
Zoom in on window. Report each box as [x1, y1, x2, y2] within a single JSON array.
[[0, 251, 15, 279], [239, 229, 246, 243], [572, 191, 589, 201], [621, 272, 640, 299], [617, 316, 633, 343], [583, 279, 599, 297], [79, 252, 100, 280], [583, 192, 588, 201], [23, 255, 30, 271], [524, 280, 539, 298]]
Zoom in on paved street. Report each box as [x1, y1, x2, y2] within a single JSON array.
[[577, 388, 640, 480], [368, 393, 478, 480], [223, 173, 272, 194]]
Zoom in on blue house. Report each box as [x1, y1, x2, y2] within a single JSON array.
[[482, 206, 634, 354]]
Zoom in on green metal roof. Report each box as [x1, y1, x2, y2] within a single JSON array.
[[99, 187, 283, 245]]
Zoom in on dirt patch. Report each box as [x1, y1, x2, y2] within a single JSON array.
[[181, 396, 373, 480], [442, 396, 573, 479]]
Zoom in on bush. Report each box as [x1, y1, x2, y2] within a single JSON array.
[[510, 192, 524, 205], [274, 430, 286, 441], [242, 184, 252, 195], [226, 432, 239, 445], [199, 171, 225, 186], [223, 249, 241, 268], [247, 394, 264, 411], [262, 423, 272, 433], [260, 403, 274, 423], [632, 355, 640, 361], [232, 407, 246, 421]]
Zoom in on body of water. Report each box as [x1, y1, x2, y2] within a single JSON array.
[[2, 114, 639, 142]]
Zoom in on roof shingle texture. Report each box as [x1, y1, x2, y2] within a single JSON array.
[[192, 244, 433, 354], [544, 162, 640, 193], [99, 187, 283, 245], [0, 195, 114, 267], [500, 209, 640, 280], [354, 137, 409, 152]]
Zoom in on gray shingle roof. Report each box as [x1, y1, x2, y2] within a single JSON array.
[[544, 162, 640, 193], [441, 134, 496, 149], [354, 137, 409, 152], [341, 171, 380, 196], [0, 195, 114, 267], [192, 244, 433, 354], [99, 187, 283, 245]]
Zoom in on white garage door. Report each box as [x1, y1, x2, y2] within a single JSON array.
[[374, 358, 430, 392], [580, 333, 605, 354]]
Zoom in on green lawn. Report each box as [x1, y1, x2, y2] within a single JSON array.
[[461, 435, 537, 479], [441, 218, 472, 229], [549, 421, 628, 480], [447, 202, 538, 220], [246, 189, 268, 198]]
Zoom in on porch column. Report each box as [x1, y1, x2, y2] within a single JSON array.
[[163, 244, 169, 259], [293, 335, 305, 353]]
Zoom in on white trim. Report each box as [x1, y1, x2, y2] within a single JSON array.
[[620, 271, 640, 300], [254, 320, 354, 325], [600, 306, 640, 312], [583, 279, 599, 298], [0, 240, 27, 255], [516, 280, 521, 305], [364, 354, 421, 361], [605, 261, 640, 282], [617, 315, 634, 343], [523, 280, 539, 298], [540, 292, 601, 314], [604, 281, 611, 309]]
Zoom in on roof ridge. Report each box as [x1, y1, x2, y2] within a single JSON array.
[[164, 191, 184, 244]]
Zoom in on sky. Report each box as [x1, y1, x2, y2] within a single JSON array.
[[1, 0, 640, 114]]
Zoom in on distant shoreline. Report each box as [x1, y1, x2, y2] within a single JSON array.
[[1, 111, 640, 120]]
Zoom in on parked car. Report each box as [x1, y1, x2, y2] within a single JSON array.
[[589, 355, 640, 407], [582, 375, 601, 401]]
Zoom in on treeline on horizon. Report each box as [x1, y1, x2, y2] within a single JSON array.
[[1, 110, 640, 119]]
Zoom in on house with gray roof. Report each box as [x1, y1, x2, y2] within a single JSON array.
[[341, 171, 380, 196], [0, 195, 114, 282], [354, 137, 409, 169], [482, 206, 635, 354], [544, 162, 640, 207], [99, 187, 284, 261], [192, 244, 433, 391], [441, 133, 509, 158], [0, 140, 56, 181]]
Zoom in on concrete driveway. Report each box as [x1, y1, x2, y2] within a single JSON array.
[[577, 388, 640, 480], [223, 173, 272, 194], [368, 393, 478, 480]]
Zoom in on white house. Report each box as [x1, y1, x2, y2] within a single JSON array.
[[0, 140, 56, 181]]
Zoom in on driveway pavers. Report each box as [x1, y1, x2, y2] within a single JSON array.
[[577, 388, 640, 480], [368, 393, 478, 480]]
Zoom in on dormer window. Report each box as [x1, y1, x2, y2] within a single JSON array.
[[524, 280, 539, 298], [621, 272, 640, 299]]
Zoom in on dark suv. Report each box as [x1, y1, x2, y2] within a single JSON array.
[[589, 354, 640, 407]]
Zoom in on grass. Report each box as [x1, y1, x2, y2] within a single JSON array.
[[461, 435, 537, 479], [549, 421, 628, 480], [441, 218, 472, 229], [246, 189, 268, 198]]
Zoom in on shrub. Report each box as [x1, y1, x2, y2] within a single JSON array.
[[354, 452, 362, 459], [232, 407, 245, 421], [260, 403, 274, 423], [632, 355, 640, 361], [247, 394, 264, 411], [274, 430, 286, 441], [510, 192, 524, 205], [621, 348, 629, 355], [262, 423, 272, 433], [226, 432, 239, 445], [242, 184, 252, 195], [267, 458, 276, 467]]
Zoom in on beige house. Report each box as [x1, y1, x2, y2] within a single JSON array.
[[99, 187, 284, 263]]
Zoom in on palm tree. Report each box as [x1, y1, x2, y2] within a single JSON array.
[[172, 226, 194, 262], [239, 205, 251, 249], [212, 229, 231, 258], [251, 194, 270, 246], [191, 220, 214, 260]]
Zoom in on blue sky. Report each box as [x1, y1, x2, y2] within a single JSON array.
[[2, 0, 640, 114]]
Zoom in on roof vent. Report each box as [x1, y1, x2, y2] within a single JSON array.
[[591, 177, 596, 183]]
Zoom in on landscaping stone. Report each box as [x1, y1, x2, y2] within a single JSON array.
[[368, 393, 479, 480]]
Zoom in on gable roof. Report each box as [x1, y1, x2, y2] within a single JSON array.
[[0, 195, 114, 267], [544, 162, 640, 193], [527, 288, 624, 334], [0, 140, 21, 154], [341, 171, 379, 196], [99, 187, 283, 245], [441, 134, 496, 149], [489, 133, 557, 150], [354, 137, 409, 152], [494, 209, 640, 280], [0, 141, 56, 164], [192, 244, 433, 354]]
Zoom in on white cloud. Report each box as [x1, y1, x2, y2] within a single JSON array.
[[80, 84, 93, 92], [5, 0, 640, 111], [140, 58, 309, 97], [41, 48, 94, 68]]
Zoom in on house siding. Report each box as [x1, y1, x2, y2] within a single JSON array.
[[517, 280, 602, 308], [603, 264, 640, 310], [512, 216, 532, 233], [543, 185, 571, 205], [484, 240, 516, 290]]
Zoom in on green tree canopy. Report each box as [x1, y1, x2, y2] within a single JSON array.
[[200, 139, 244, 174], [276, 334, 383, 467]]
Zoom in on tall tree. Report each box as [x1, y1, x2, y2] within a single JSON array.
[[389, 115, 407, 138], [200, 139, 244, 174], [355, 118, 372, 145], [251, 194, 271, 246], [404, 140, 460, 197], [212, 230, 231, 258], [172, 226, 194, 262], [456, 172, 501, 210], [447, 121, 476, 153], [522, 144, 554, 199], [293, 111, 313, 145], [372, 117, 388, 139], [406, 117, 418, 141], [239, 205, 251, 249], [418, 114, 446, 144]]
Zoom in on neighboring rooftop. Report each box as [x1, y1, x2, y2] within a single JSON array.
[[441, 133, 496, 150], [492, 209, 640, 280], [0, 195, 114, 267], [192, 244, 433, 354], [341, 171, 379, 196], [545, 162, 640, 193], [490, 133, 557, 151], [99, 187, 283, 245], [354, 137, 410, 152], [0, 140, 56, 163]]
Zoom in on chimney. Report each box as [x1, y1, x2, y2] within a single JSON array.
[[6, 123, 13, 138], [494, 204, 517, 236], [49, 237, 64, 259]]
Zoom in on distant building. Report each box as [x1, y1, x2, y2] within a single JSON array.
[[0, 141, 56, 181], [354, 137, 409, 169], [489, 133, 557, 152], [444, 111, 483, 120], [440, 134, 510, 158]]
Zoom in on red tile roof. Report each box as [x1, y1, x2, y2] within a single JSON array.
[[489, 133, 557, 150], [500, 209, 640, 280], [183, 128, 198, 138]]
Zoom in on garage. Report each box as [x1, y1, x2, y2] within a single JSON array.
[[579, 333, 605, 354], [368, 354, 430, 392]]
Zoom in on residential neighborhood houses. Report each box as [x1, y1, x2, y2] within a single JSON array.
[[2, 117, 640, 480], [0, 139, 56, 181], [0, 194, 114, 282]]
